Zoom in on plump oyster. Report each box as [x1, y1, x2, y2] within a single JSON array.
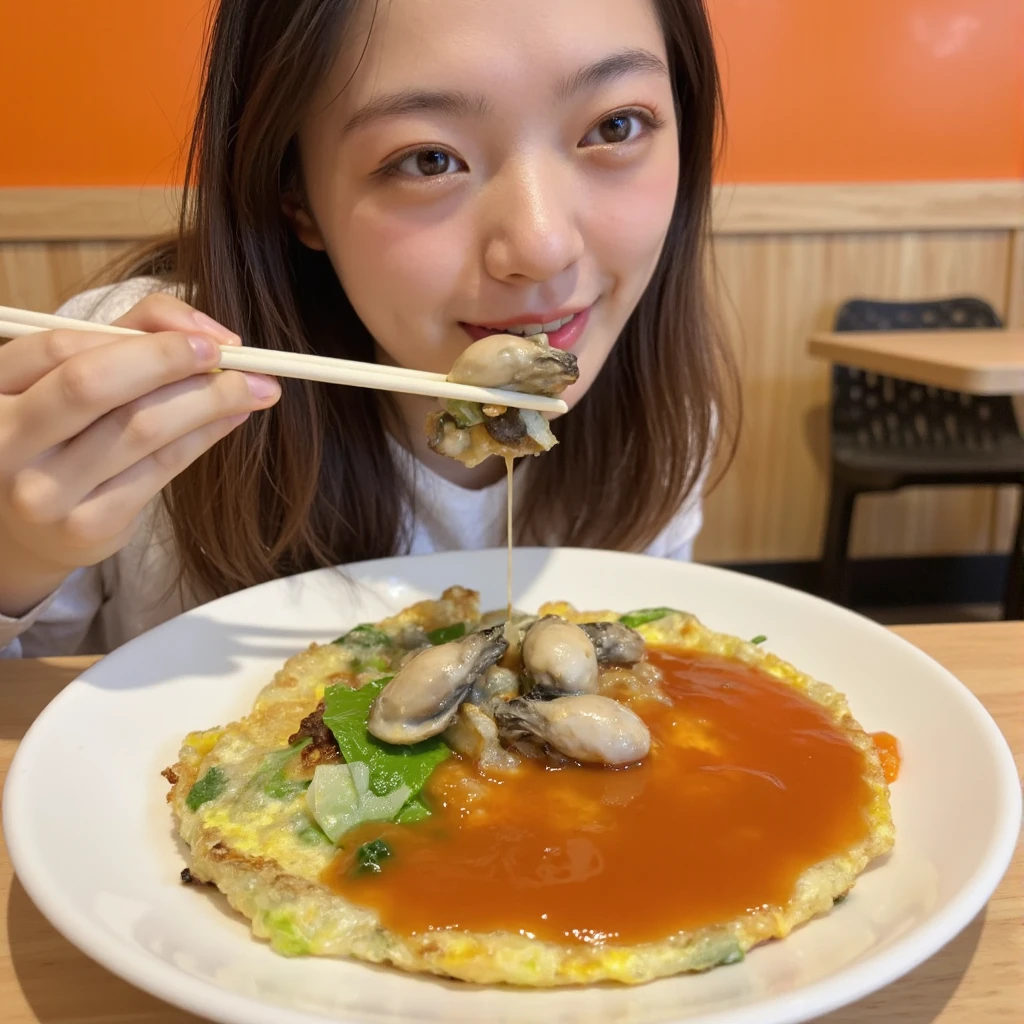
[[367, 625, 508, 745], [448, 333, 578, 395], [494, 694, 651, 766], [468, 664, 520, 710], [426, 333, 579, 468], [424, 413, 472, 461], [443, 702, 521, 773], [522, 616, 598, 696], [579, 621, 645, 666]]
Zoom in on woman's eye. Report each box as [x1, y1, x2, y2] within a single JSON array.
[[390, 149, 466, 178], [580, 112, 648, 148]]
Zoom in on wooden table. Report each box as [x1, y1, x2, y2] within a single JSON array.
[[2, 626, 1021, 1023], [808, 329, 1024, 394]]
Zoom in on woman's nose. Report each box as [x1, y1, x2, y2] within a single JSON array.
[[481, 157, 584, 284]]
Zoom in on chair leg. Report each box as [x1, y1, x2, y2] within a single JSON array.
[[1004, 486, 1024, 621], [821, 475, 858, 605]]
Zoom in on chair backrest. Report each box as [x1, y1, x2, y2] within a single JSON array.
[[834, 296, 1001, 333], [830, 297, 1020, 453]]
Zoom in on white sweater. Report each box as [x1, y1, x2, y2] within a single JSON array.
[[0, 279, 705, 658]]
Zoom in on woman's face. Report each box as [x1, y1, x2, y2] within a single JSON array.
[[294, 0, 679, 412]]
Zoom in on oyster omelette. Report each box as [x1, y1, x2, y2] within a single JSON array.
[[164, 588, 896, 988]]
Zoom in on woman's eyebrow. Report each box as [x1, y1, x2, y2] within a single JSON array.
[[343, 90, 492, 134], [341, 47, 668, 135], [556, 47, 669, 100]]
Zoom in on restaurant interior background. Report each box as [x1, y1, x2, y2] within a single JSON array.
[[0, 0, 1021, 622]]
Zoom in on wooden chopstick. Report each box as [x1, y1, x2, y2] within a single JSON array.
[[0, 305, 445, 381], [0, 306, 568, 414]]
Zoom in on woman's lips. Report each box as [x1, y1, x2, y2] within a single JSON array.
[[544, 308, 590, 350], [460, 306, 592, 351]]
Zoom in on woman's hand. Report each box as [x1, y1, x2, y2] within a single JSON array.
[[0, 292, 281, 616]]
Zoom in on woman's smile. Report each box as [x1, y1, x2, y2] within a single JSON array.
[[459, 305, 594, 351]]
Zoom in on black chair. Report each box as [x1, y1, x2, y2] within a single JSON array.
[[820, 296, 1024, 619]]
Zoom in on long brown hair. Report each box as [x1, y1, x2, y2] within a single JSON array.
[[120, 0, 737, 600]]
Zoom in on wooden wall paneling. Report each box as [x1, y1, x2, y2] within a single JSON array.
[[990, 227, 1024, 553], [0, 188, 177, 241], [696, 229, 1014, 564], [0, 240, 133, 313], [700, 234, 833, 563], [1005, 229, 1024, 328], [988, 485, 1022, 561]]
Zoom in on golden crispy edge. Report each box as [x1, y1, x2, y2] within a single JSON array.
[[163, 599, 895, 987]]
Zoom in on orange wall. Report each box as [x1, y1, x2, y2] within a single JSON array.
[[0, 0, 210, 187], [1, 0, 1022, 187], [713, 0, 1024, 183]]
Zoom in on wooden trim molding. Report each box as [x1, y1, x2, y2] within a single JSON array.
[[0, 187, 179, 241], [1006, 228, 1024, 328], [0, 179, 1022, 241], [711, 180, 1024, 235]]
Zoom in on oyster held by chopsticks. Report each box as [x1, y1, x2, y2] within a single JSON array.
[[426, 333, 579, 468]]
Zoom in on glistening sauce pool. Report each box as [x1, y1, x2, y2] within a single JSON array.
[[325, 649, 878, 944]]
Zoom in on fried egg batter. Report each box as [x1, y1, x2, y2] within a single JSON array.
[[325, 648, 876, 944]]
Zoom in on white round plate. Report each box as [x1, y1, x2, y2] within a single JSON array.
[[4, 548, 1020, 1024]]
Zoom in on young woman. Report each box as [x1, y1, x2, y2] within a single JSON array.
[[0, 0, 735, 657]]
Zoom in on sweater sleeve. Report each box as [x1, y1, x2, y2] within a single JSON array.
[[0, 568, 105, 659], [0, 277, 168, 658]]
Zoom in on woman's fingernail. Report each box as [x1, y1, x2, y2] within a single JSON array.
[[193, 310, 241, 345], [246, 373, 279, 400], [188, 335, 218, 361]]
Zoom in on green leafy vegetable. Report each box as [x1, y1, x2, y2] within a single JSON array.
[[750, 635, 767, 645], [295, 821, 331, 846], [322, 680, 450, 798], [332, 624, 395, 672], [333, 622, 397, 671], [248, 738, 311, 800], [619, 607, 678, 629], [306, 762, 411, 842], [443, 399, 486, 428], [186, 766, 228, 811], [355, 838, 393, 874], [716, 945, 744, 967], [520, 409, 557, 448], [307, 763, 358, 840], [688, 937, 744, 971], [427, 622, 466, 645], [262, 909, 310, 956], [355, 654, 392, 673], [395, 793, 432, 824], [265, 774, 311, 800], [333, 624, 392, 649]]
